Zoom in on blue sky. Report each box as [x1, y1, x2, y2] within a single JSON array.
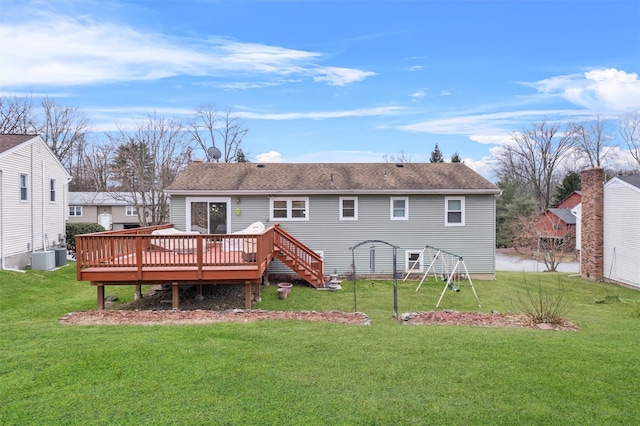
[[2, 0, 639, 180]]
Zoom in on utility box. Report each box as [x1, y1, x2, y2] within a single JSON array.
[[53, 247, 67, 267], [32, 251, 55, 271]]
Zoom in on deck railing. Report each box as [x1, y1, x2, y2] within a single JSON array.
[[76, 225, 276, 281]]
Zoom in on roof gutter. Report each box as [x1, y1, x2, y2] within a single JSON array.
[[165, 188, 502, 196]]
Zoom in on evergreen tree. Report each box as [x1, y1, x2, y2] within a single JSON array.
[[236, 148, 249, 163], [553, 171, 581, 206], [450, 151, 462, 163], [430, 143, 444, 163], [495, 179, 537, 247]]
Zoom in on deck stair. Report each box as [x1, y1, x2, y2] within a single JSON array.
[[273, 225, 324, 288]]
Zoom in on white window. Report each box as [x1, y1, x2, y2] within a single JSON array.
[[340, 197, 358, 220], [445, 197, 465, 226], [20, 173, 28, 201], [390, 197, 408, 220], [69, 206, 83, 217], [126, 205, 138, 216], [270, 197, 309, 221], [405, 251, 424, 273], [50, 179, 56, 203]]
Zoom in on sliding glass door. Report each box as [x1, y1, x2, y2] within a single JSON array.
[[186, 198, 231, 234]]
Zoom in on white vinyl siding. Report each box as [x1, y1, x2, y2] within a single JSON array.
[[603, 180, 640, 288], [340, 197, 358, 220], [20, 173, 28, 201], [0, 137, 70, 266], [445, 196, 465, 226], [270, 197, 309, 221], [390, 197, 408, 220], [50, 179, 56, 203]]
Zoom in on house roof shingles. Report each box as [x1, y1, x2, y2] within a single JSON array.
[[167, 162, 499, 194], [548, 208, 577, 225], [0, 134, 38, 155], [68, 192, 138, 206]]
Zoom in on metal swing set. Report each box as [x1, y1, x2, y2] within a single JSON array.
[[403, 244, 481, 308]]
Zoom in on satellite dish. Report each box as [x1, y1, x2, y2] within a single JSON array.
[[207, 146, 222, 161]]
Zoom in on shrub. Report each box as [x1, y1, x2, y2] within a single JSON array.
[[65, 222, 105, 256], [513, 278, 572, 325]]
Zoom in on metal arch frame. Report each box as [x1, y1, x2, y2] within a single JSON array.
[[349, 239, 400, 319]]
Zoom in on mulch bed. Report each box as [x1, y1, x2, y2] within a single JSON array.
[[58, 284, 578, 330]]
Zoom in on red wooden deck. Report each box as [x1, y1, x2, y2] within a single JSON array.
[[75, 224, 323, 310]]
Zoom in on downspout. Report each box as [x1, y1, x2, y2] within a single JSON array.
[[64, 174, 72, 245], [30, 143, 34, 256], [42, 159, 46, 250], [1, 169, 4, 270]]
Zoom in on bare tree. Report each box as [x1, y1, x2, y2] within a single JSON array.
[[81, 140, 114, 192], [108, 114, 189, 226], [620, 113, 640, 168], [0, 95, 39, 134], [187, 105, 248, 163], [511, 212, 576, 272], [40, 97, 91, 171], [576, 116, 615, 168], [383, 150, 412, 163], [493, 121, 579, 211]]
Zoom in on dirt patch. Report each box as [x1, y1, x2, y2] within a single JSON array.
[[401, 310, 579, 331], [60, 309, 372, 325], [118, 284, 247, 311]]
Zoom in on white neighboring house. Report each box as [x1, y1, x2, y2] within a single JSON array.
[[0, 135, 72, 270], [603, 175, 640, 288]]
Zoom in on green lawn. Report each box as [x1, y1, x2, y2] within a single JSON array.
[[1, 263, 639, 425]]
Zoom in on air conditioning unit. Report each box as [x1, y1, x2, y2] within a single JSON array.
[[53, 247, 67, 267], [32, 251, 55, 271]]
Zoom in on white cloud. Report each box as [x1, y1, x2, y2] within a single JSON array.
[[399, 109, 595, 142], [459, 155, 498, 182], [410, 89, 427, 99], [311, 67, 377, 86], [527, 68, 640, 111], [469, 134, 513, 146], [0, 11, 374, 88], [255, 151, 286, 163], [237, 106, 405, 121], [404, 65, 423, 71]]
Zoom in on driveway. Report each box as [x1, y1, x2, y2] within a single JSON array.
[[495, 253, 579, 273]]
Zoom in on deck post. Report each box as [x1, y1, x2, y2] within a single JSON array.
[[135, 284, 142, 300], [96, 283, 105, 310], [196, 284, 204, 301], [172, 282, 179, 310], [244, 283, 252, 309]]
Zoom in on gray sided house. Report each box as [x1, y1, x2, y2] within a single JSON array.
[[166, 162, 500, 280], [68, 192, 154, 230]]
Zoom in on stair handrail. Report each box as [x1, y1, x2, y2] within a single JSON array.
[[273, 224, 323, 283]]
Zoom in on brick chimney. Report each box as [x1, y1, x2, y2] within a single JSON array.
[[580, 167, 604, 281]]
